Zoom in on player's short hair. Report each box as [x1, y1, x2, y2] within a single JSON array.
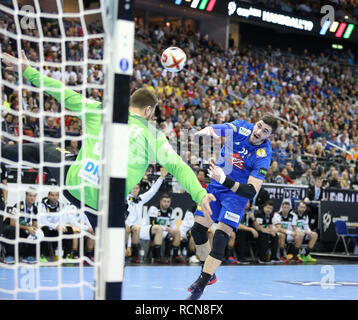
[[197, 169, 206, 175], [298, 200, 307, 207], [48, 187, 60, 195], [263, 200, 274, 208], [130, 88, 158, 109], [26, 186, 37, 196], [260, 114, 278, 132], [282, 200, 291, 206], [160, 193, 171, 200]]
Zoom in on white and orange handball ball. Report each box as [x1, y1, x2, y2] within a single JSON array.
[[161, 47, 186, 72]]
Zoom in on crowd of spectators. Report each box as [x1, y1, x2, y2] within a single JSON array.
[[0, 11, 104, 155], [134, 21, 358, 191]]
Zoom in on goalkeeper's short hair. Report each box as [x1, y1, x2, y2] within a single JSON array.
[[130, 88, 158, 109]]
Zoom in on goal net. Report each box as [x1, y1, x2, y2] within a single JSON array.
[[0, 0, 122, 300]]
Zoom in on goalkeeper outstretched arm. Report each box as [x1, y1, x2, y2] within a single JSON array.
[[2, 50, 101, 117]]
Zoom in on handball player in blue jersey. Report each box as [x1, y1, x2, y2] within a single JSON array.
[[186, 114, 278, 300]]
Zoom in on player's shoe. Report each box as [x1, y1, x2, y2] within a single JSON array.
[[237, 258, 251, 265], [130, 256, 141, 264], [188, 273, 216, 292], [153, 257, 169, 264], [172, 255, 186, 264], [207, 273, 217, 285], [40, 255, 49, 263], [280, 256, 290, 264], [303, 254, 317, 263], [258, 258, 273, 265], [3, 256, 15, 264], [22, 256, 37, 264], [271, 258, 283, 264], [186, 286, 205, 300], [292, 255, 304, 263], [188, 255, 200, 264], [225, 256, 239, 265]]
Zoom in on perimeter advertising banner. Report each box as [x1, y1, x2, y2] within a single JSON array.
[[227, 1, 358, 43], [320, 200, 358, 242], [261, 183, 308, 211]]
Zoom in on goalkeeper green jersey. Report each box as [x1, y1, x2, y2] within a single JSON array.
[[23, 67, 207, 209]]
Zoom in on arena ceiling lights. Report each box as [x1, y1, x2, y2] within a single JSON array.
[[228, 1, 314, 32], [174, 0, 217, 12], [227, 1, 358, 42]]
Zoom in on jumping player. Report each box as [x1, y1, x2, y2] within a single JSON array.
[[186, 114, 277, 300]]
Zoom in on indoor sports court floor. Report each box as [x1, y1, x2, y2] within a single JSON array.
[[0, 259, 358, 300]]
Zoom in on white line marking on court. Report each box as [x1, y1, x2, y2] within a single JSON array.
[[306, 297, 317, 300], [261, 293, 273, 296], [217, 290, 229, 294], [129, 284, 142, 287], [172, 287, 185, 291], [283, 295, 295, 298], [40, 280, 54, 282], [151, 286, 163, 289], [239, 291, 252, 295], [0, 278, 7, 281]]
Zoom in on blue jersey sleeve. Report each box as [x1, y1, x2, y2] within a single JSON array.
[[250, 148, 272, 180], [212, 119, 246, 137]]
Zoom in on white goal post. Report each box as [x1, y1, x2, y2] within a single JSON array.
[[0, 0, 133, 300]]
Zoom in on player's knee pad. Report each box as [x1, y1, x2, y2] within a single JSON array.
[[191, 222, 209, 245], [209, 229, 229, 261]]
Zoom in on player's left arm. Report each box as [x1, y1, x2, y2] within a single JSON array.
[[208, 162, 264, 200]]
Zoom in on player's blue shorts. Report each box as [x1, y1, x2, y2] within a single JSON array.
[[194, 182, 248, 230]]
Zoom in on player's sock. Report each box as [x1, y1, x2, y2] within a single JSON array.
[[279, 248, 285, 257], [226, 247, 234, 259], [187, 249, 195, 258], [153, 245, 161, 259], [292, 246, 299, 257], [197, 261, 216, 285], [131, 244, 139, 257], [194, 272, 212, 290], [86, 249, 94, 258], [71, 249, 79, 258], [305, 247, 311, 256], [173, 246, 179, 257]]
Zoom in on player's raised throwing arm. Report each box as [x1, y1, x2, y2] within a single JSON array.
[[194, 122, 240, 138]]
